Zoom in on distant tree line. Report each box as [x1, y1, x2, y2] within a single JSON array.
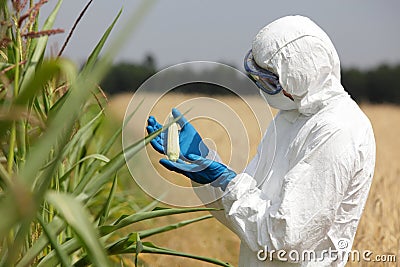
[[341, 65, 400, 103], [100, 55, 400, 104]]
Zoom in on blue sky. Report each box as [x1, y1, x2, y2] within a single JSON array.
[[41, 0, 400, 70]]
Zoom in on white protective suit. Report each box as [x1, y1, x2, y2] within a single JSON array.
[[201, 16, 376, 266]]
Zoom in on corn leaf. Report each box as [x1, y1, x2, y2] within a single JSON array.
[[98, 175, 118, 226], [80, 9, 122, 75], [99, 207, 217, 236], [46, 191, 111, 267], [15, 217, 66, 267], [37, 216, 71, 267], [117, 242, 233, 267], [139, 215, 212, 239]]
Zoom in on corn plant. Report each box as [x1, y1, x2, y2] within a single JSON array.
[[0, 1, 232, 266]]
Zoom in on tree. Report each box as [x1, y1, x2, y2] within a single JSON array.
[[100, 54, 157, 94]]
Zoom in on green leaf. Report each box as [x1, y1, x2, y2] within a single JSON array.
[[136, 198, 161, 213], [103, 215, 212, 255], [17, 2, 122, 195], [139, 215, 212, 239], [36, 238, 79, 267], [122, 242, 233, 267], [19, 0, 64, 95], [46, 89, 70, 119], [75, 126, 161, 201], [45, 191, 111, 267], [37, 216, 71, 267], [132, 232, 142, 266], [60, 110, 103, 164], [36, 230, 112, 267], [14, 5, 145, 261], [0, 163, 11, 189], [0, 190, 22, 240], [73, 215, 214, 267], [80, 9, 122, 75], [71, 98, 143, 197], [16, 217, 66, 267], [98, 175, 118, 226], [99, 207, 217, 236], [58, 153, 110, 183], [0, 59, 76, 140], [16, 59, 77, 106]]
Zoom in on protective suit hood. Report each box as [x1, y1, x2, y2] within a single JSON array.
[[252, 15, 347, 115]]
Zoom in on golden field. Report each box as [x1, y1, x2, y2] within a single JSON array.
[[108, 93, 399, 266]]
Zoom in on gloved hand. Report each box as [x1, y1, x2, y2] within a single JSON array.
[[160, 154, 236, 191], [146, 108, 209, 158]]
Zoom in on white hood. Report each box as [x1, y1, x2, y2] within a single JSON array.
[[252, 15, 348, 115]]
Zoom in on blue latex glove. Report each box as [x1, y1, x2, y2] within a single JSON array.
[[160, 154, 236, 191], [146, 108, 209, 158]]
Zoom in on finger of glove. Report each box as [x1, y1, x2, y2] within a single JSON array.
[[175, 158, 187, 164], [160, 158, 202, 173], [148, 116, 163, 130], [188, 154, 226, 174], [172, 108, 188, 127], [150, 139, 165, 154], [147, 116, 156, 126], [186, 154, 211, 167], [146, 125, 157, 135], [160, 159, 210, 184], [147, 125, 162, 147], [147, 125, 163, 142], [147, 124, 166, 140], [159, 158, 192, 175]]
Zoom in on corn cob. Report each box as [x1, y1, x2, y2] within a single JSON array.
[[167, 114, 180, 162]]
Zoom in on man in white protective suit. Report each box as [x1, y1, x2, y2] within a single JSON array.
[[146, 15, 376, 266]]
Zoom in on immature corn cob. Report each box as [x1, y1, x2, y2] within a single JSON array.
[[167, 114, 180, 162]]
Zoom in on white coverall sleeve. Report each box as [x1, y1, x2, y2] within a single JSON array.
[[221, 124, 357, 253], [191, 149, 235, 228], [192, 148, 263, 231]]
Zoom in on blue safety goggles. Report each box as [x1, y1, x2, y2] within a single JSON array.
[[244, 49, 283, 95]]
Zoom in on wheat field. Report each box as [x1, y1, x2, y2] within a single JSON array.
[[108, 93, 399, 266]]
